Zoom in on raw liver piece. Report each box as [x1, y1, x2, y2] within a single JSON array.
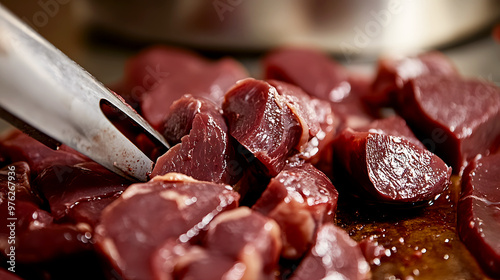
[[354, 115, 424, 149], [114, 46, 247, 129], [152, 241, 239, 280], [35, 162, 130, 221], [290, 223, 370, 280], [253, 163, 338, 259], [458, 153, 500, 278], [396, 76, 500, 171], [332, 129, 451, 204], [263, 48, 349, 101], [0, 130, 88, 176], [369, 52, 457, 107], [152, 97, 239, 185], [222, 78, 302, 176], [95, 173, 239, 280], [204, 207, 282, 279]]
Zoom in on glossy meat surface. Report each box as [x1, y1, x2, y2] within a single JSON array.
[[253, 163, 338, 259], [458, 153, 500, 278], [397, 76, 500, 171], [223, 78, 302, 176], [95, 173, 239, 280], [333, 130, 451, 203]]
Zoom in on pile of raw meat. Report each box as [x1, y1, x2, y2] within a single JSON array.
[[0, 47, 499, 280]]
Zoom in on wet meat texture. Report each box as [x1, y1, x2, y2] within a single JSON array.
[[354, 115, 424, 149], [204, 207, 282, 279], [332, 129, 451, 204], [223, 78, 302, 176], [458, 153, 500, 278], [95, 173, 239, 280], [35, 161, 129, 222], [253, 163, 338, 259], [152, 96, 239, 185], [112, 46, 247, 129], [0, 130, 88, 176], [396, 76, 500, 171], [369, 52, 458, 107], [152, 241, 239, 280], [290, 223, 370, 280], [263, 48, 374, 130], [0, 161, 42, 205]]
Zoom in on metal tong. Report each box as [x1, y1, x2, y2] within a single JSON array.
[[0, 4, 169, 181]]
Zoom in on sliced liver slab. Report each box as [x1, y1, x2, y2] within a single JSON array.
[[332, 129, 451, 204], [95, 173, 239, 280], [222, 78, 302, 176], [290, 223, 370, 280], [253, 163, 338, 259], [152, 96, 240, 185], [396, 76, 500, 171], [458, 153, 500, 278]]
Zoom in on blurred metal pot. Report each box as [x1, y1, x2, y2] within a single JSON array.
[[81, 0, 500, 56]]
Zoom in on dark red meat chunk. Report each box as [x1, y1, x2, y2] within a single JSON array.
[[95, 173, 239, 280], [263, 48, 375, 130], [458, 153, 500, 278], [253, 163, 338, 259], [0, 162, 42, 205], [332, 129, 451, 204], [0, 268, 23, 280], [35, 162, 130, 221], [152, 241, 238, 280], [396, 76, 500, 171], [354, 115, 424, 149], [222, 78, 303, 176], [151, 96, 240, 185], [369, 52, 458, 107], [204, 207, 282, 279], [0, 130, 88, 176], [290, 223, 370, 280], [112, 46, 247, 129], [264, 48, 349, 102]]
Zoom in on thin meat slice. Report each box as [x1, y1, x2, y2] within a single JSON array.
[[332, 129, 451, 204], [369, 52, 458, 107], [35, 162, 130, 221], [204, 207, 282, 280], [253, 163, 338, 259], [95, 173, 239, 280], [0, 130, 88, 176], [223, 78, 302, 176], [396, 76, 500, 171], [152, 97, 239, 185], [290, 223, 370, 280], [458, 153, 500, 278]]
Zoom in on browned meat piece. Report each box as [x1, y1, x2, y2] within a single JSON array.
[[95, 173, 239, 280], [368, 52, 458, 107], [204, 207, 282, 279], [396, 76, 500, 171], [222, 78, 303, 176], [112, 46, 247, 129], [290, 223, 370, 280], [253, 163, 338, 260], [35, 162, 130, 221], [0, 130, 88, 176], [458, 153, 500, 278], [332, 129, 451, 204], [152, 96, 240, 185]]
